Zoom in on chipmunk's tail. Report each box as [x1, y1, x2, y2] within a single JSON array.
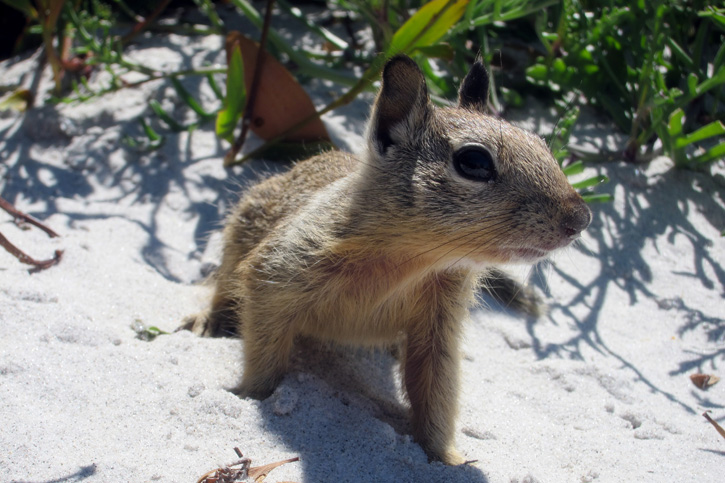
[[480, 268, 547, 318]]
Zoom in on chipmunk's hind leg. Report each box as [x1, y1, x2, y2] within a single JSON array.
[[480, 268, 546, 318]]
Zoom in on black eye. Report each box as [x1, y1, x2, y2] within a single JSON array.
[[453, 146, 497, 182]]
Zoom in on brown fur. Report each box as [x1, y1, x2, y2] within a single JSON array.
[[180, 55, 591, 465]]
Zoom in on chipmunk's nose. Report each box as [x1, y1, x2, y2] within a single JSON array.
[[560, 199, 592, 239]]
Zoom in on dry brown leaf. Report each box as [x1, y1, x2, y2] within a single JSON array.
[[224, 32, 330, 143], [0, 88, 32, 112], [690, 373, 720, 390], [249, 456, 300, 482], [195, 448, 299, 483]]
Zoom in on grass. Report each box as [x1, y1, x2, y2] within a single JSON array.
[[1, 0, 723, 184], [527, 1, 725, 169]]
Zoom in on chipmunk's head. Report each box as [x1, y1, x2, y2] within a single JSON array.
[[364, 55, 591, 266]]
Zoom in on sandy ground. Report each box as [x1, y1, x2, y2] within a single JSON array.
[[1, 25, 724, 483]]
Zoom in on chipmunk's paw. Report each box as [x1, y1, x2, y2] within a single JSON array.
[[176, 312, 213, 336], [424, 444, 466, 466], [439, 447, 467, 466], [233, 377, 280, 401]]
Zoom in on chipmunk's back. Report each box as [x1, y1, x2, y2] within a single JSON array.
[[225, 151, 356, 256]]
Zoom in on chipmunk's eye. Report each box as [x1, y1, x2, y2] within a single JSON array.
[[453, 146, 497, 182]]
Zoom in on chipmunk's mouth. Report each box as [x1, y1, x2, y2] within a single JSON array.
[[505, 236, 581, 263], [511, 247, 550, 261], [493, 244, 559, 263], [450, 246, 552, 269], [454, 238, 577, 267]]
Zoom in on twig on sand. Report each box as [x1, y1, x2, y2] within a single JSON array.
[[0, 196, 63, 272], [0, 196, 60, 238], [197, 447, 299, 483], [703, 412, 725, 441]]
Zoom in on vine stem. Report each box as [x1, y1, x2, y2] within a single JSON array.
[[224, 0, 276, 166], [0, 196, 63, 272], [226, 0, 459, 166]]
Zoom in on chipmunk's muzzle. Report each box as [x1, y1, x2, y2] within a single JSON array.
[[560, 197, 592, 241]]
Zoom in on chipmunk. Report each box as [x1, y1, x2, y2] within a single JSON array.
[[180, 55, 592, 465]]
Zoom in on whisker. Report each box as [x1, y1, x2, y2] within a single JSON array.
[[390, 212, 515, 270]]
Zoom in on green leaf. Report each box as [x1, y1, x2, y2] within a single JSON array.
[[525, 64, 548, 81], [140, 117, 162, 142], [216, 44, 246, 143], [170, 77, 214, 119], [411, 43, 456, 60], [552, 58, 567, 74], [387, 0, 469, 56], [131, 320, 169, 341], [581, 193, 614, 203], [145, 326, 170, 336], [667, 108, 685, 138], [149, 100, 184, 132], [123, 118, 164, 152], [215, 109, 238, 143], [571, 175, 609, 190], [206, 72, 224, 101], [277, 0, 348, 50], [562, 160, 584, 176], [692, 141, 725, 165], [699, 6, 725, 29], [675, 121, 725, 149], [577, 48, 594, 62], [687, 73, 698, 97]]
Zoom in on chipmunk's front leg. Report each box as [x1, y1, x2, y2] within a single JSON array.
[[235, 311, 296, 400], [404, 313, 466, 465]]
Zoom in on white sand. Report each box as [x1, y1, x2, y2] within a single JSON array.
[[1, 31, 723, 483]]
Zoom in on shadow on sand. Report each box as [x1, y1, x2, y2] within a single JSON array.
[[523, 159, 725, 415]]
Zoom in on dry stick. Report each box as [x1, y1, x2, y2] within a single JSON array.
[[0, 196, 63, 271], [37, 0, 67, 95], [703, 411, 725, 440], [248, 456, 300, 480], [0, 231, 63, 271], [121, 0, 173, 45], [0, 196, 59, 238], [223, 0, 276, 166], [225, 0, 458, 166]]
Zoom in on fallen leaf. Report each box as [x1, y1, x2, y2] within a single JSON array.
[[249, 456, 300, 482], [224, 32, 330, 143], [690, 373, 720, 390], [0, 88, 32, 112]]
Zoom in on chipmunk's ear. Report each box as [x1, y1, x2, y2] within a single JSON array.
[[458, 58, 489, 112], [369, 55, 430, 154]]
